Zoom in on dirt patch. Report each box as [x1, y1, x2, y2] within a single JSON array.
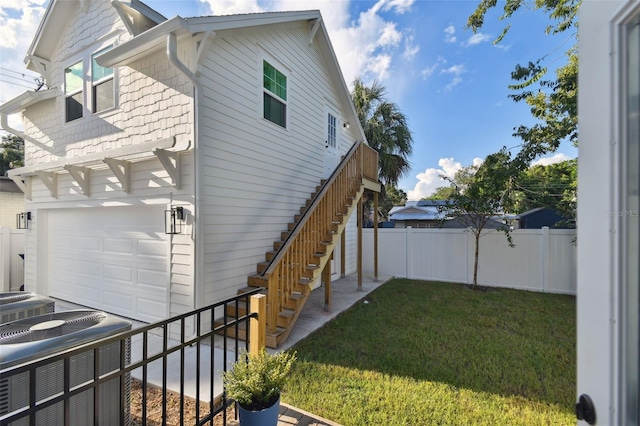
[[129, 379, 236, 426]]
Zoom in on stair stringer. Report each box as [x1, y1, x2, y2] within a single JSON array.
[[269, 182, 365, 347]]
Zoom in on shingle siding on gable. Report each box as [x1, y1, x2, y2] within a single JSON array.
[[22, 1, 193, 166]]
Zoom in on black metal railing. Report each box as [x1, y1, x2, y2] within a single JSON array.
[[0, 288, 263, 426]]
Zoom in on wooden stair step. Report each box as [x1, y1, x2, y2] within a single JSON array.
[[277, 309, 295, 328], [212, 320, 284, 349]]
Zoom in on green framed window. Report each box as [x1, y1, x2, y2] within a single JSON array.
[[263, 61, 287, 128]]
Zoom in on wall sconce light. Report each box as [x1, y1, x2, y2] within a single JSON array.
[[165, 206, 185, 234], [16, 212, 31, 229], [343, 121, 350, 129]]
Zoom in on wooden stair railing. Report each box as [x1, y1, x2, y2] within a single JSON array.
[[243, 141, 378, 347]]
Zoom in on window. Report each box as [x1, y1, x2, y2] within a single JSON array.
[[64, 44, 115, 123], [91, 46, 114, 113], [327, 113, 337, 148], [65, 61, 83, 122], [263, 61, 287, 128]]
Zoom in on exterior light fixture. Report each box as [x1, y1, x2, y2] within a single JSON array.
[[165, 206, 185, 234], [343, 121, 350, 129], [16, 212, 31, 229]]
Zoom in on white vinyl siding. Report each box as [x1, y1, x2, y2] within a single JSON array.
[[196, 22, 356, 302]]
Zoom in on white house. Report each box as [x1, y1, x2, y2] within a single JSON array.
[[0, 0, 380, 347], [578, 1, 639, 424]]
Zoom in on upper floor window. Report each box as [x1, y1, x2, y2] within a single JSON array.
[[263, 60, 287, 128], [327, 113, 337, 148], [91, 46, 114, 113], [65, 61, 83, 122], [64, 44, 115, 123]]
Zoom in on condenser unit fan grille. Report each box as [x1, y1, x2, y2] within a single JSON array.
[[0, 312, 106, 344], [0, 293, 34, 305]]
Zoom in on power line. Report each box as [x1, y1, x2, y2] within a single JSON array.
[[0, 78, 37, 90], [0, 67, 39, 80]]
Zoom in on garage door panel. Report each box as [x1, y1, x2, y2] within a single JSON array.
[[47, 207, 169, 322], [104, 238, 134, 254], [104, 264, 133, 282], [137, 268, 166, 288], [138, 239, 167, 258]]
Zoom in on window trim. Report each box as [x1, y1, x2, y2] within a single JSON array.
[[91, 46, 115, 114], [259, 53, 290, 130], [62, 41, 118, 124]]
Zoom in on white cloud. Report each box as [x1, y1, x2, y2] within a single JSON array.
[[532, 153, 573, 166], [382, 0, 415, 14], [462, 32, 492, 47], [407, 157, 482, 200], [0, 0, 46, 127], [443, 25, 456, 43], [402, 35, 419, 61], [440, 64, 465, 91]]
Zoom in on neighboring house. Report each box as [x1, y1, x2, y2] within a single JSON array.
[[577, 1, 639, 424], [0, 177, 24, 228], [389, 200, 447, 228], [0, 0, 380, 347], [389, 200, 506, 229], [515, 207, 572, 229]]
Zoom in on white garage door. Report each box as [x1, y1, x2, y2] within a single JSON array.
[[47, 206, 169, 323]]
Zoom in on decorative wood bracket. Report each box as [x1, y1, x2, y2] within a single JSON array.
[[36, 172, 58, 198], [112, 0, 136, 35], [308, 18, 321, 45], [24, 55, 51, 86], [154, 148, 181, 189], [64, 165, 91, 196], [10, 176, 32, 201], [194, 31, 215, 76], [104, 158, 131, 193]]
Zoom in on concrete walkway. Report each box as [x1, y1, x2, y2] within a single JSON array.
[[54, 273, 391, 425]]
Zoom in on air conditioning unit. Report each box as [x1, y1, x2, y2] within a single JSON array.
[[0, 310, 132, 426], [0, 292, 55, 324]]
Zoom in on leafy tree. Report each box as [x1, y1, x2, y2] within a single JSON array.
[[439, 149, 515, 288], [0, 135, 25, 176], [379, 184, 407, 219], [426, 186, 456, 201], [513, 159, 577, 226], [351, 79, 414, 188], [467, 0, 579, 166]]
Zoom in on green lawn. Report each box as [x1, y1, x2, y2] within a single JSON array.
[[282, 279, 576, 426]]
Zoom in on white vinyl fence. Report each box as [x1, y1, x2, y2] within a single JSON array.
[[363, 227, 576, 295], [0, 227, 25, 292]]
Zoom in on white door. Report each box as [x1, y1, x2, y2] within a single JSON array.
[[577, 2, 639, 425], [46, 206, 169, 323], [324, 108, 340, 178]]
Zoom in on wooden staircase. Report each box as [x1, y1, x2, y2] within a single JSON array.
[[220, 141, 379, 348]]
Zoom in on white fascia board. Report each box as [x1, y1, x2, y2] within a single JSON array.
[[96, 16, 190, 68], [185, 10, 320, 32], [126, 0, 167, 24], [25, 0, 77, 70], [0, 89, 58, 115]]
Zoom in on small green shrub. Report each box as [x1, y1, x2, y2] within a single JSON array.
[[222, 348, 296, 411]]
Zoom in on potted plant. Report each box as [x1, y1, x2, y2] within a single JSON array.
[[222, 348, 296, 426]]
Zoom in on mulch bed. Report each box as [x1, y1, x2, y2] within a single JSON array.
[[129, 379, 236, 426]]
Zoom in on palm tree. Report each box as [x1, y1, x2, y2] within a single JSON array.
[[351, 79, 413, 187]]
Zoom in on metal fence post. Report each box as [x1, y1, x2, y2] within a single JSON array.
[[249, 294, 266, 356]]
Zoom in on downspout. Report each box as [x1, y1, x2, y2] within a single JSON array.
[[167, 31, 202, 316], [1, 112, 27, 141]]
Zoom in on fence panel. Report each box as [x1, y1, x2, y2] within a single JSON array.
[[363, 227, 576, 295], [0, 227, 25, 292]]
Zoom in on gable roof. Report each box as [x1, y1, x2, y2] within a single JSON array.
[[97, 10, 366, 145], [25, 0, 166, 73]]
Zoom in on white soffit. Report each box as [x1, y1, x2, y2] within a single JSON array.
[[0, 89, 57, 114]]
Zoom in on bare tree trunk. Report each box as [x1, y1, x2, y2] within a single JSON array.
[[473, 232, 480, 287]]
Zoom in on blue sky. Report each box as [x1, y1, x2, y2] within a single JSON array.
[[0, 0, 577, 199]]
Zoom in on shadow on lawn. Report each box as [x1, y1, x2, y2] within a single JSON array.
[[290, 279, 576, 412]]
